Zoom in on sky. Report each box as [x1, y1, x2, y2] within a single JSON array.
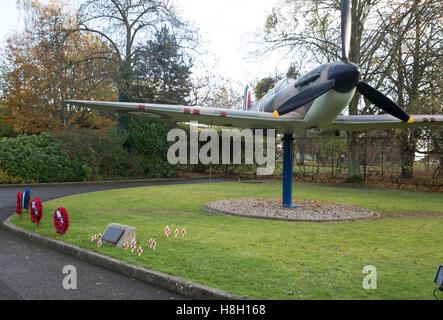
[[176, 0, 288, 84], [0, 0, 289, 86], [0, 0, 24, 42]]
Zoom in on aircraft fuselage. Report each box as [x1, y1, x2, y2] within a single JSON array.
[[252, 61, 359, 128]]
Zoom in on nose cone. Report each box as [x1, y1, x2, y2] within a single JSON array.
[[328, 62, 360, 93]]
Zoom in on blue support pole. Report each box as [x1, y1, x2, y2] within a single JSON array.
[[282, 134, 297, 208]]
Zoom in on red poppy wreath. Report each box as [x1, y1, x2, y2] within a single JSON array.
[[16, 191, 22, 217], [30, 198, 43, 225], [53, 207, 69, 235]]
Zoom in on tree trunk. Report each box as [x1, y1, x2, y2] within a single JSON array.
[[347, 131, 360, 179], [400, 150, 414, 179], [117, 59, 131, 132], [398, 128, 418, 179], [398, 3, 420, 180], [295, 133, 307, 166]]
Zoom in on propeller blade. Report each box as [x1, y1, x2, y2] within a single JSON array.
[[274, 79, 336, 117], [341, 0, 352, 61], [357, 81, 413, 123]]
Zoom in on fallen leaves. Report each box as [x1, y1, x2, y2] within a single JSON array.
[[205, 198, 379, 222]]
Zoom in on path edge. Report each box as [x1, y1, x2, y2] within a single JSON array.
[[2, 214, 245, 300]]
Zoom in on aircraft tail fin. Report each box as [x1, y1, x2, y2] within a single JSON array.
[[242, 86, 252, 110]]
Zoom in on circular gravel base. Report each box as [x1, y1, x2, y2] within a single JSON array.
[[203, 198, 380, 223]]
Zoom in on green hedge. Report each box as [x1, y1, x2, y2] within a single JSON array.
[[54, 127, 138, 180], [0, 119, 270, 183], [125, 117, 174, 178], [0, 133, 88, 183]]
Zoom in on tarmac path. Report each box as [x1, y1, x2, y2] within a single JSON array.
[[0, 178, 230, 300]]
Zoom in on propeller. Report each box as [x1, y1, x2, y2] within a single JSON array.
[[341, 0, 352, 61], [273, 79, 336, 117], [272, 0, 413, 123], [357, 81, 413, 123]]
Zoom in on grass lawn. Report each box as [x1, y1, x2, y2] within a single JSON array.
[[11, 180, 443, 299]]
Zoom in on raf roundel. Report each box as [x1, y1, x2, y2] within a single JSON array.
[[53, 207, 69, 235]]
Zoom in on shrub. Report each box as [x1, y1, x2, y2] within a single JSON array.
[[0, 168, 25, 184], [345, 175, 365, 184], [125, 117, 174, 177], [54, 127, 136, 179], [0, 133, 88, 182]]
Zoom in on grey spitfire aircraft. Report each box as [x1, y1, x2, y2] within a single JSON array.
[[67, 1, 442, 135], [66, 0, 442, 207]]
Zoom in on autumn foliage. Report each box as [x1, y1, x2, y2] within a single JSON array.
[[0, 0, 117, 135]]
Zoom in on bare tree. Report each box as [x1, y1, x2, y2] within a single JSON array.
[[380, 0, 442, 179], [63, 0, 197, 102], [257, 0, 417, 180]]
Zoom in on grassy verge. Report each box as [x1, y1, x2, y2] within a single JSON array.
[[11, 180, 443, 299]]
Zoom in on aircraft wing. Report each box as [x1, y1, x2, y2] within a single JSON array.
[[65, 100, 307, 134], [66, 100, 442, 134], [324, 115, 443, 132]]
